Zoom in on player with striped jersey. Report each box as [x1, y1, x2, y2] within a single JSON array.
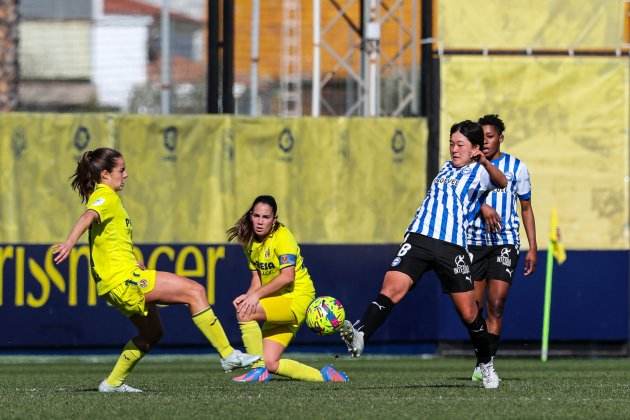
[[340, 120, 507, 389], [468, 115, 537, 382]]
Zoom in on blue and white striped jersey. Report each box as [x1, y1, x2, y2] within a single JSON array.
[[467, 153, 531, 247], [406, 161, 498, 248]]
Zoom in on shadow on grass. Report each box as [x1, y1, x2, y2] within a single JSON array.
[[355, 384, 470, 390]]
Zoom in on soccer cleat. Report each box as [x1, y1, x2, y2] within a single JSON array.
[[98, 379, 143, 393], [232, 367, 271, 383], [339, 320, 364, 357], [220, 349, 261, 372], [479, 358, 500, 389], [320, 364, 349, 382], [471, 365, 482, 382]]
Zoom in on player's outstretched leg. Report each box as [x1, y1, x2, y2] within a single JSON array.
[[340, 271, 409, 357], [146, 272, 260, 371]]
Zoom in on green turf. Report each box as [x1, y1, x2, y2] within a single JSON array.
[[1, 355, 630, 419]]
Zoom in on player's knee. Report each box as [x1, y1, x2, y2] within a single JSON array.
[[488, 299, 505, 319], [460, 311, 479, 324], [187, 280, 208, 303], [140, 327, 163, 348], [148, 326, 164, 345], [380, 274, 411, 304], [236, 311, 253, 323], [459, 307, 478, 324]]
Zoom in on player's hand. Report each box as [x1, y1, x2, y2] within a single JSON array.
[[233, 294, 247, 309], [234, 293, 259, 315], [471, 149, 486, 164], [524, 248, 537, 276], [52, 242, 73, 264], [481, 204, 502, 232]]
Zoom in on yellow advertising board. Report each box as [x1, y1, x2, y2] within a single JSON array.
[[441, 56, 629, 249], [0, 114, 427, 245]]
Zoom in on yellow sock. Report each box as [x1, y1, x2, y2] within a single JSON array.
[[239, 321, 265, 368], [276, 358, 324, 382], [106, 340, 144, 386], [192, 307, 234, 359]]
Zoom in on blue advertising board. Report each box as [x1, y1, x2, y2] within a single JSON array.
[[0, 245, 628, 349]]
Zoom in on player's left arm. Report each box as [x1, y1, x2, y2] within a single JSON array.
[[520, 199, 537, 276], [250, 266, 296, 300], [517, 162, 537, 276]]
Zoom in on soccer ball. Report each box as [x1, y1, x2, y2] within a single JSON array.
[[305, 296, 345, 336]]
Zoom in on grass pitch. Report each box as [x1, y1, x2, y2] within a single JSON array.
[[1, 355, 630, 419]]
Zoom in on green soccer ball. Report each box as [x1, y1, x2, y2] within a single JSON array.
[[305, 296, 346, 336]]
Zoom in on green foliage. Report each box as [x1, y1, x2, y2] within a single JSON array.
[[1, 355, 630, 419]]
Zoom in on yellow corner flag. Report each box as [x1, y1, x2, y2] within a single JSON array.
[[542, 207, 567, 361], [549, 208, 566, 265]]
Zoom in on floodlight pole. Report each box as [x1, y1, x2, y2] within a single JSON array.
[[312, 0, 321, 116], [364, 0, 380, 116], [160, 0, 171, 114], [250, 0, 260, 115]]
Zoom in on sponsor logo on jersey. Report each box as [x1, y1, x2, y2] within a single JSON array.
[[255, 261, 276, 271], [435, 177, 458, 186], [453, 254, 470, 275], [391, 257, 401, 267], [497, 247, 512, 266], [93, 198, 105, 206]]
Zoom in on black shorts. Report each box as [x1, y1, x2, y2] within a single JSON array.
[[388, 233, 474, 294], [469, 245, 520, 284]]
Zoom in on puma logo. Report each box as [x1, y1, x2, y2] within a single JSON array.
[[505, 268, 513, 277], [371, 301, 386, 311]]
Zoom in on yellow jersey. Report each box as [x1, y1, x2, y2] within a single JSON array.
[[86, 184, 138, 296], [246, 225, 315, 299]]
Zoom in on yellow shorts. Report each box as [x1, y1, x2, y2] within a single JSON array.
[[260, 293, 314, 347], [104, 268, 157, 317]]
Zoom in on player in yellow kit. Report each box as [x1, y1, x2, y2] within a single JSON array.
[[227, 195, 348, 382], [53, 147, 258, 393]]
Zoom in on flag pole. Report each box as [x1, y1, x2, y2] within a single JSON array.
[[541, 239, 555, 362]]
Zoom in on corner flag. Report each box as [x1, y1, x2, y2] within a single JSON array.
[[541, 208, 567, 362], [549, 208, 566, 265]]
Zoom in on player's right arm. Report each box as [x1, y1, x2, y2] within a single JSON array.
[[53, 210, 99, 264], [473, 150, 507, 188]]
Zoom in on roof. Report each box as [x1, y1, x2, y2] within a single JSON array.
[[105, 0, 202, 24]]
